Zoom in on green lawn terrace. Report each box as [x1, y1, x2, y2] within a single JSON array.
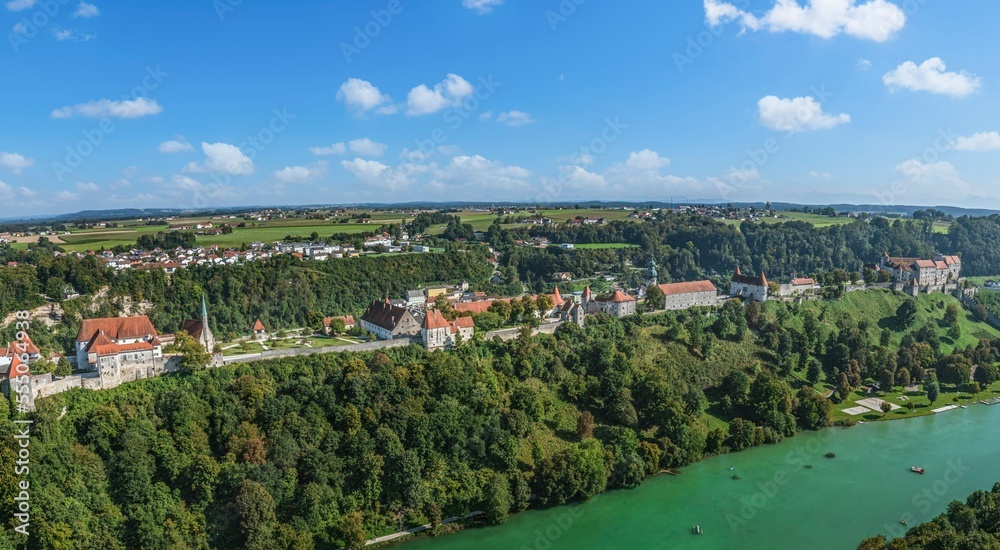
[[829, 383, 1000, 423], [219, 333, 365, 356]]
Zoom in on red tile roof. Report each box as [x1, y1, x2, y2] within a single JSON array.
[[608, 290, 636, 303], [77, 316, 158, 343], [422, 309, 452, 330], [657, 280, 717, 296], [552, 287, 564, 306], [791, 278, 816, 286], [252, 319, 266, 332]]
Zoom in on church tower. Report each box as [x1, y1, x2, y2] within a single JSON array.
[[200, 294, 216, 352]]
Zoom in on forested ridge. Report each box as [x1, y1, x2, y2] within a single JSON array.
[[4, 289, 1000, 548]]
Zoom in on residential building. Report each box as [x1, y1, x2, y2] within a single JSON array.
[[75, 316, 164, 386], [360, 300, 421, 340], [421, 310, 476, 349], [731, 267, 769, 302], [657, 280, 719, 310], [880, 253, 961, 288], [591, 290, 637, 318], [406, 290, 427, 307]]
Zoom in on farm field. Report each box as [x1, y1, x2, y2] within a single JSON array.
[[720, 211, 858, 229]]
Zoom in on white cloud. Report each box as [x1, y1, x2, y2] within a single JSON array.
[[18, 186, 37, 197], [166, 174, 238, 200], [810, 170, 832, 179], [52, 97, 162, 119], [894, 159, 973, 198], [310, 143, 347, 156], [185, 142, 254, 175], [883, 58, 982, 98], [52, 28, 96, 41], [0, 181, 10, 197], [430, 155, 531, 192], [496, 110, 535, 127], [855, 57, 872, 71], [480, 111, 493, 121], [406, 74, 474, 116], [310, 139, 387, 157], [159, 139, 194, 153], [5, 0, 35, 11], [341, 158, 420, 191], [56, 190, 80, 201], [952, 132, 1000, 152], [73, 1, 99, 18], [622, 149, 670, 171], [76, 181, 100, 192], [757, 95, 850, 132], [437, 145, 462, 156], [553, 149, 719, 199], [704, 0, 906, 42], [348, 138, 387, 157], [12, 22, 25, 33], [0, 152, 34, 173], [336, 78, 397, 115], [462, 0, 503, 14], [274, 163, 327, 183]]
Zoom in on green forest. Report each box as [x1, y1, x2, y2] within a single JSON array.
[[859, 483, 1000, 549], [4, 289, 1000, 548]]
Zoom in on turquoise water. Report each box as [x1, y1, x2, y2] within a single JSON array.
[[403, 405, 1000, 549]]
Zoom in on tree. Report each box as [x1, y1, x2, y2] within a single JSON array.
[[483, 472, 512, 525], [536, 293, 554, 317], [329, 317, 346, 335], [896, 299, 919, 329], [879, 401, 892, 417], [969, 381, 981, 399], [645, 284, 665, 312], [896, 367, 911, 390], [944, 303, 960, 327], [340, 511, 367, 550], [235, 479, 277, 549], [926, 381, 940, 405], [880, 369, 895, 395], [836, 372, 852, 402], [577, 411, 595, 440], [807, 359, 822, 385], [175, 331, 210, 374]]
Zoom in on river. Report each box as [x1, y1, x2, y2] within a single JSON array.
[[403, 404, 1000, 549]]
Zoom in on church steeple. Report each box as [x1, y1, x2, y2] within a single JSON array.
[[201, 293, 209, 324]]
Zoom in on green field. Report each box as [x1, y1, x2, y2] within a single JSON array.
[[721, 211, 858, 229]]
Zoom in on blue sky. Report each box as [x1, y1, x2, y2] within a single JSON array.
[[2, 0, 999, 216]]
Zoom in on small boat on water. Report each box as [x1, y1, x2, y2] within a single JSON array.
[[729, 466, 735, 471], [911, 466, 925, 474], [692, 525, 702, 535], [901, 519, 908, 526]]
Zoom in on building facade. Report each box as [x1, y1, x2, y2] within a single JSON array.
[[360, 300, 421, 340], [880, 253, 961, 288], [730, 267, 769, 302], [657, 280, 719, 310], [75, 316, 164, 387], [591, 290, 637, 318]]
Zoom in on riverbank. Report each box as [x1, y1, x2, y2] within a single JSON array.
[[395, 401, 1000, 550]]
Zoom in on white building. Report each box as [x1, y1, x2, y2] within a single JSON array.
[[657, 280, 719, 310]]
